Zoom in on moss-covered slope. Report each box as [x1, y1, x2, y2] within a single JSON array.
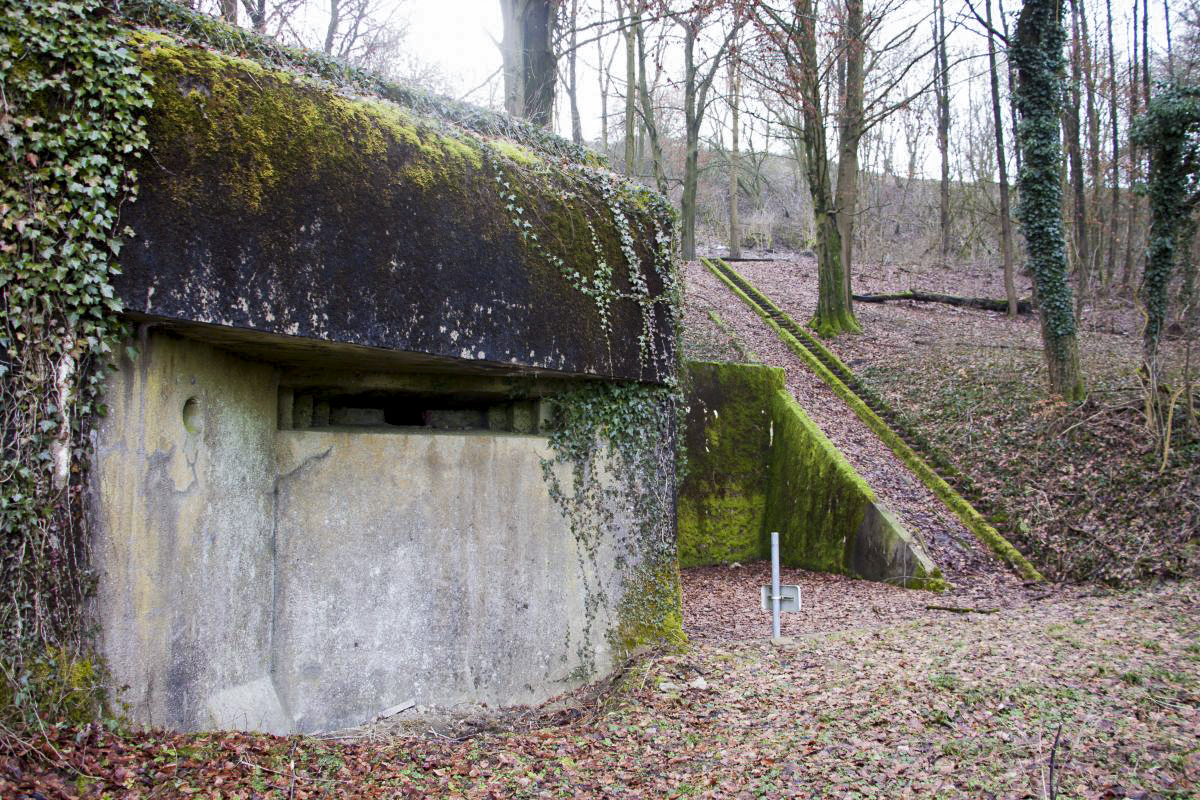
[[115, 32, 677, 383]]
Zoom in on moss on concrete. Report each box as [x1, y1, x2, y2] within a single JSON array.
[[119, 32, 677, 383], [135, 37, 480, 217], [765, 389, 874, 574], [679, 360, 940, 588], [611, 556, 687, 657], [0, 648, 109, 727], [678, 362, 783, 567]]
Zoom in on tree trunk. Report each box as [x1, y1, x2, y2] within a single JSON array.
[[621, 2, 636, 175], [681, 22, 700, 259], [986, 0, 1019, 316], [999, 0, 1022, 177], [795, 0, 860, 335], [239, 0, 266, 33], [1104, 0, 1120, 287], [598, 0, 610, 154], [635, 10, 668, 194], [1079, 0, 1101, 239], [935, 0, 952, 266], [835, 0, 865, 313], [500, 1, 557, 128], [729, 52, 742, 259], [677, 12, 739, 260], [324, 0, 340, 55], [1012, 0, 1086, 401], [1122, 1, 1141, 288], [567, 0, 583, 145], [1134, 87, 1200, 436], [1066, 1, 1091, 315]]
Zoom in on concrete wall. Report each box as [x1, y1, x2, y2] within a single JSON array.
[[679, 361, 941, 589], [274, 431, 621, 732], [91, 332, 278, 731], [92, 331, 640, 734]]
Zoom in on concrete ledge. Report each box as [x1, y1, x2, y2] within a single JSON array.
[[115, 35, 675, 384]]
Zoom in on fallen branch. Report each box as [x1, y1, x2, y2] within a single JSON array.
[[924, 605, 999, 614], [853, 289, 1033, 315]]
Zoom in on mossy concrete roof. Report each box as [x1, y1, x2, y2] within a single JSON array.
[[114, 28, 677, 383]]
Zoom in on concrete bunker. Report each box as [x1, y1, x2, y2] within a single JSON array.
[[88, 29, 682, 735]]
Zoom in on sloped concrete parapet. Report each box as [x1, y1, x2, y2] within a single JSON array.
[[680, 361, 941, 589]]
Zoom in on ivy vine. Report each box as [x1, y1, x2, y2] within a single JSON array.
[[1, 0, 153, 721], [488, 144, 687, 666], [1011, 0, 1085, 401], [1131, 82, 1200, 361], [539, 380, 686, 671]]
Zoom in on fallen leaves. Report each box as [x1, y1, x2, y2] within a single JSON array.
[[2, 568, 1196, 798]]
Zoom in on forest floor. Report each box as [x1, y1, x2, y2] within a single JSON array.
[[685, 254, 1198, 584], [3, 568, 1197, 798], [3, 256, 1197, 798]]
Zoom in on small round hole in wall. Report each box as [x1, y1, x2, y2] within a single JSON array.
[[182, 397, 202, 434]]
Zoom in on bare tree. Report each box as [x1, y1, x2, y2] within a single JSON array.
[[673, 5, 743, 260], [752, 0, 861, 334], [728, 40, 742, 259], [984, 0, 1018, 315], [1065, 0, 1090, 311], [934, 0, 952, 266]]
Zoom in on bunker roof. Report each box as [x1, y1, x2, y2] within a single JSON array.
[[112, 0, 680, 383]]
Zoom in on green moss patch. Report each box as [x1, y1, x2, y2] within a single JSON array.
[[680, 361, 940, 588], [678, 362, 783, 567], [765, 389, 874, 573]]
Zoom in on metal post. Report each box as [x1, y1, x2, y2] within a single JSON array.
[[771, 531, 781, 640]]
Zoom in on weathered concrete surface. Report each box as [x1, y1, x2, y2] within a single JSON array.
[[114, 37, 676, 384], [677, 362, 776, 567], [91, 332, 278, 731], [850, 506, 938, 590], [273, 431, 624, 732], [92, 331, 650, 733], [680, 361, 940, 588]]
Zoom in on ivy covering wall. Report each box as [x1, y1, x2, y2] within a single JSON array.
[[1, 0, 152, 722]]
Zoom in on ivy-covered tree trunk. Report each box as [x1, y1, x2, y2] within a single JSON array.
[[1011, 0, 1086, 402], [1131, 84, 1200, 436]]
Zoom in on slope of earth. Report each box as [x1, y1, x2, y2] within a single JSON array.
[[684, 261, 1015, 587], [730, 256, 1198, 584], [4, 569, 1196, 798]]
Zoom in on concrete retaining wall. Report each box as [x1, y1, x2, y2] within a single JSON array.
[[679, 361, 941, 588], [91, 331, 643, 733]]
